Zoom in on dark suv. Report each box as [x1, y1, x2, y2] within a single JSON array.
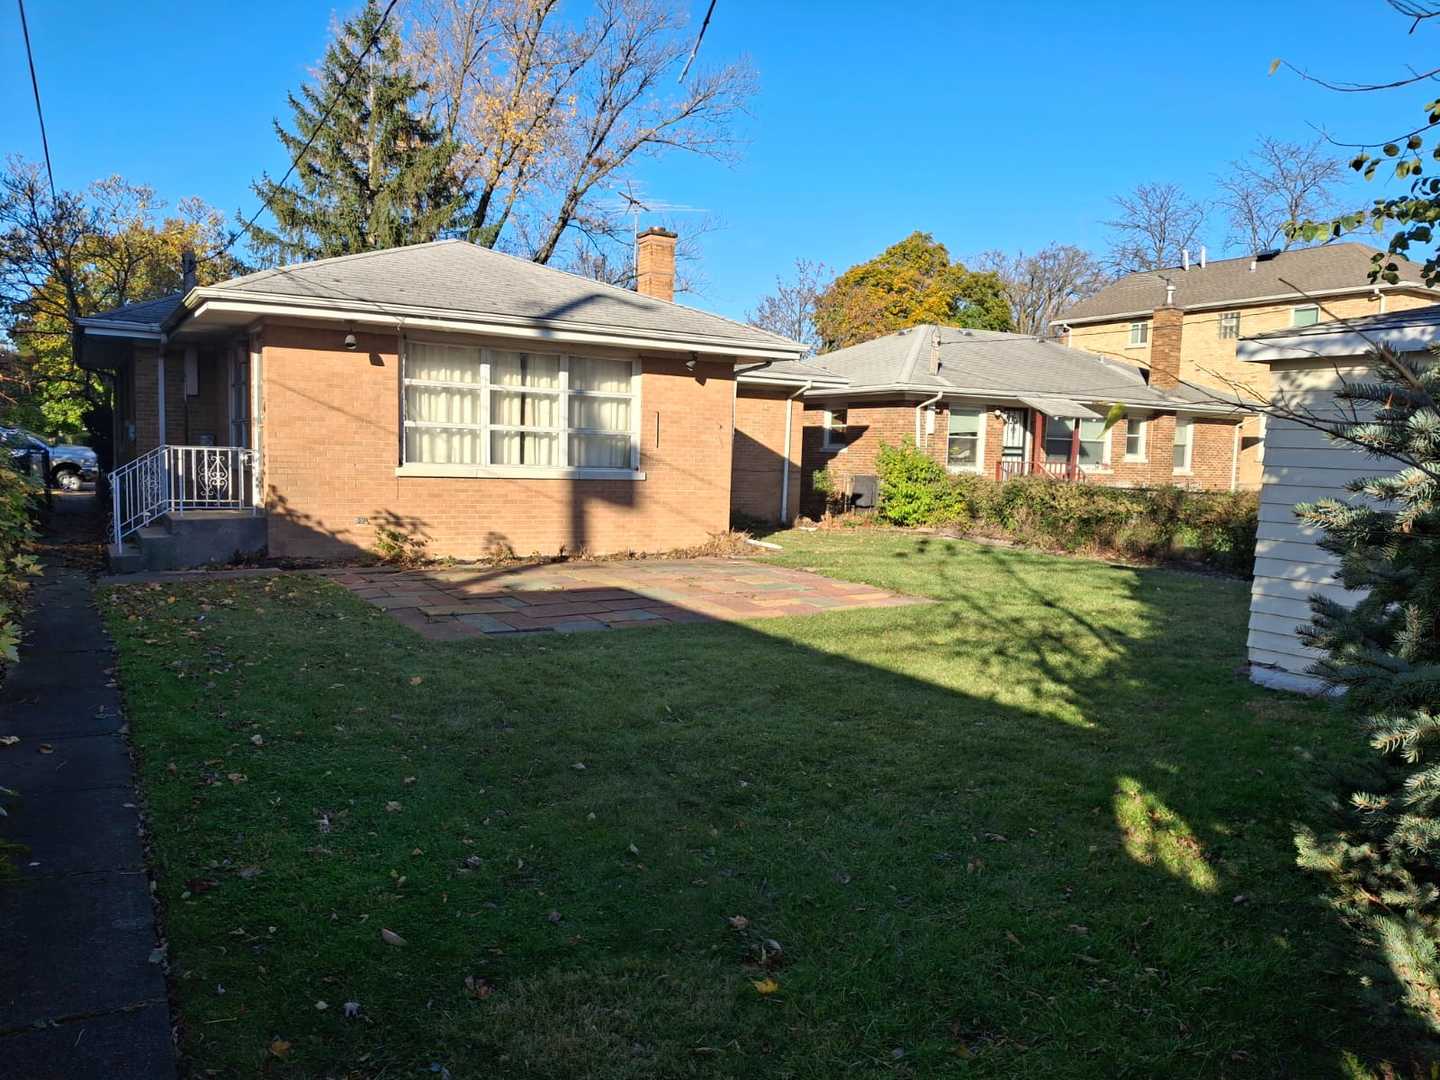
[[1, 427, 99, 490]]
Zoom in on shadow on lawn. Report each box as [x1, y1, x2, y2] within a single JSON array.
[[91, 531, 1425, 1078]]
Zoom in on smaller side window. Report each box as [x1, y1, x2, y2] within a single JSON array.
[[1292, 305, 1320, 328], [823, 408, 848, 450], [1218, 311, 1241, 340], [1173, 416, 1194, 472], [1128, 321, 1149, 347], [1125, 413, 1149, 461]]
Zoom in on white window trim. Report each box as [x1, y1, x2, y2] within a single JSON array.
[[1081, 416, 1112, 471], [945, 406, 985, 474], [1127, 320, 1149, 348], [822, 407, 848, 451], [1124, 413, 1149, 463], [1173, 415, 1194, 475], [397, 338, 644, 479], [1291, 304, 1320, 328]]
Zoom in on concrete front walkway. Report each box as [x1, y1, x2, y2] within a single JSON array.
[[0, 493, 176, 1079], [325, 557, 925, 640]]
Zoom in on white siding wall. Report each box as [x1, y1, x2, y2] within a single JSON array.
[[1248, 358, 1394, 693]]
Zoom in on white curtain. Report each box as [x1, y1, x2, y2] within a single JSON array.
[[492, 431, 558, 466], [407, 342, 482, 383], [492, 350, 560, 388], [569, 356, 631, 393], [569, 396, 629, 431], [405, 343, 485, 463], [570, 433, 630, 468]]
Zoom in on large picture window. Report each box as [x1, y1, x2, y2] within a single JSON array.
[[1044, 417, 1109, 466], [402, 341, 637, 473]]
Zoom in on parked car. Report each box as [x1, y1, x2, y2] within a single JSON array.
[[0, 427, 50, 486], [0, 427, 98, 490]]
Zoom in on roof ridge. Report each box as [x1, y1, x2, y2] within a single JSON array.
[[899, 324, 932, 382], [215, 239, 463, 290]]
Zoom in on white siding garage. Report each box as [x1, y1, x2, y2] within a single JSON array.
[[1237, 308, 1439, 693]]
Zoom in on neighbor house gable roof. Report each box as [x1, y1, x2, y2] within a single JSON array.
[[805, 325, 1245, 414], [78, 240, 805, 360], [1059, 243, 1434, 325]]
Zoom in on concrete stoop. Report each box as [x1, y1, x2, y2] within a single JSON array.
[[107, 511, 267, 573]]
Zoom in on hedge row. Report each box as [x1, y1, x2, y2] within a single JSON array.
[[867, 440, 1259, 574]]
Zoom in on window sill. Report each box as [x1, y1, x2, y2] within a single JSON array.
[[396, 464, 646, 481], [1124, 343, 1147, 350], [820, 444, 846, 454], [1173, 468, 1193, 476], [946, 465, 982, 474], [1123, 456, 1147, 464]]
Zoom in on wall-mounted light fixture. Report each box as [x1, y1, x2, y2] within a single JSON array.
[[344, 332, 358, 351]]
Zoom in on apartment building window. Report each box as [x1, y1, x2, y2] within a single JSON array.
[[1292, 305, 1320, 328], [1218, 311, 1241, 340], [823, 408, 848, 450], [1128, 321, 1149, 347]]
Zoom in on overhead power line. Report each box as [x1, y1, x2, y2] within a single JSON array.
[[678, 0, 717, 83], [17, 0, 56, 202], [205, 0, 402, 263]]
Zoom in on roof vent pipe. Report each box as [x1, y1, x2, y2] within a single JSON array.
[[1164, 280, 1176, 306], [1182, 248, 1189, 271], [1199, 246, 1206, 269]]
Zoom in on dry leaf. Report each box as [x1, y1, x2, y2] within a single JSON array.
[[268, 1038, 291, 1058], [380, 928, 407, 947], [0, 735, 19, 747], [315, 1000, 328, 1010], [408, 675, 423, 686], [752, 977, 779, 995], [727, 915, 750, 930], [38, 744, 54, 754], [250, 734, 264, 747], [385, 801, 402, 813], [546, 910, 563, 924]]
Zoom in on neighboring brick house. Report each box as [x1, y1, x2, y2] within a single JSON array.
[[1054, 243, 1440, 489], [734, 322, 1248, 520], [75, 231, 807, 567]]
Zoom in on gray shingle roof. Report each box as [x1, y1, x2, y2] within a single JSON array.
[[1061, 243, 1435, 323], [812, 325, 1244, 412], [78, 293, 184, 328], [201, 240, 801, 352]]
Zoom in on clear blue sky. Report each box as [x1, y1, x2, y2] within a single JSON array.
[[2, 1, 1433, 321]]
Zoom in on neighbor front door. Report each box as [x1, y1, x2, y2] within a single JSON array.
[[1000, 408, 1028, 476]]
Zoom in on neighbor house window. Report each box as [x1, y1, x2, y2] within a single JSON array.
[[1173, 416, 1194, 472], [947, 407, 983, 471], [1218, 311, 1241, 339], [401, 341, 636, 471], [1128, 321, 1149, 347], [1043, 417, 1109, 466], [823, 408, 848, 450], [1292, 305, 1320, 328], [1125, 413, 1149, 462]]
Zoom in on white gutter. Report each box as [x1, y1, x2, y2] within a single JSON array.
[[780, 381, 811, 523], [183, 295, 806, 362], [915, 389, 944, 446], [802, 383, 1244, 417]]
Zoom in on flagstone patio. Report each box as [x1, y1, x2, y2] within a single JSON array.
[[321, 557, 925, 640]]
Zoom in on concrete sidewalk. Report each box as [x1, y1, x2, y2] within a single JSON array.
[[0, 492, 175, 1079]]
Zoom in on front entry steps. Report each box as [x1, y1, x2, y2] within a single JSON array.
[[107, 511, 267, 573]]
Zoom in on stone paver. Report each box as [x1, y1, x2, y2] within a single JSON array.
[[0, 493, 176, 1079], [332, 556, 927, 640]]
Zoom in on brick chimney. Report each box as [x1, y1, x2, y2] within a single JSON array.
[[181, 246, 198, 292], [635, 227, 677, 302], [1149, 302, 1183, 390]]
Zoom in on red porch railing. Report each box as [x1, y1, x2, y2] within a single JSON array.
[[995, 458, 1088, 483]]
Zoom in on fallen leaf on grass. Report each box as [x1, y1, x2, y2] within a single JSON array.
[[464, 975, 494, 999], [751, 977, 779, 995], [546, 910, 563, 924], [380, 928, 407, 947], [315, 1000, 328, 1010], [250, 734, 264, 747], [227, 773, 247, 784], [727, 915, 750, 930], [268, 1038, 291, 1058], [385, 801, 402, 813], [0, 736, 18, 747], [408, 675, 424, 686], [38, 744, 53, 755]]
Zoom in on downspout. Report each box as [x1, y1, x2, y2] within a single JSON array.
[[915, 390, 944, 448], [1230, 420, 1241, 492], [156, 334, 168, 450], [779, 381, 810, 523]]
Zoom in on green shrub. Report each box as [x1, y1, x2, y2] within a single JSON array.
[[0, 458, 42, 664], [871, 440, 1258, 573]]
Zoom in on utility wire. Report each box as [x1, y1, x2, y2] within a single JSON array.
[[678, 0, 717, 83], [205, 0, 401, 263], [16, 0, 56, 202]]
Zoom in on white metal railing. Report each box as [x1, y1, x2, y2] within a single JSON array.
[[110, 445, 259, 546]]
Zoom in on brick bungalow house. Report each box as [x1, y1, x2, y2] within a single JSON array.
[[1054, 243, 1440, 489], [75, 231, 809, 567], [733, 319, 1248, 519]]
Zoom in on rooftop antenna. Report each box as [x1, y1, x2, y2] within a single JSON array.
[[617, 181, 651, 280]]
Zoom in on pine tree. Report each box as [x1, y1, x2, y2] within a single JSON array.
[[1294, 341, 1440, 1035], [246, 1, 468, 264]]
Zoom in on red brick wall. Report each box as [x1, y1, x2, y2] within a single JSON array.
[[796, 396, 1241, 512], [732, 387, 802, 523], [258, 323, 736, 559]]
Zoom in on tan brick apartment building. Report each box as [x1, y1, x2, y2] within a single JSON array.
[[1055, 243, 1439, 488]]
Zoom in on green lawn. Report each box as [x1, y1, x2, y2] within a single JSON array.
[[103, 531, 1381, 1078]]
